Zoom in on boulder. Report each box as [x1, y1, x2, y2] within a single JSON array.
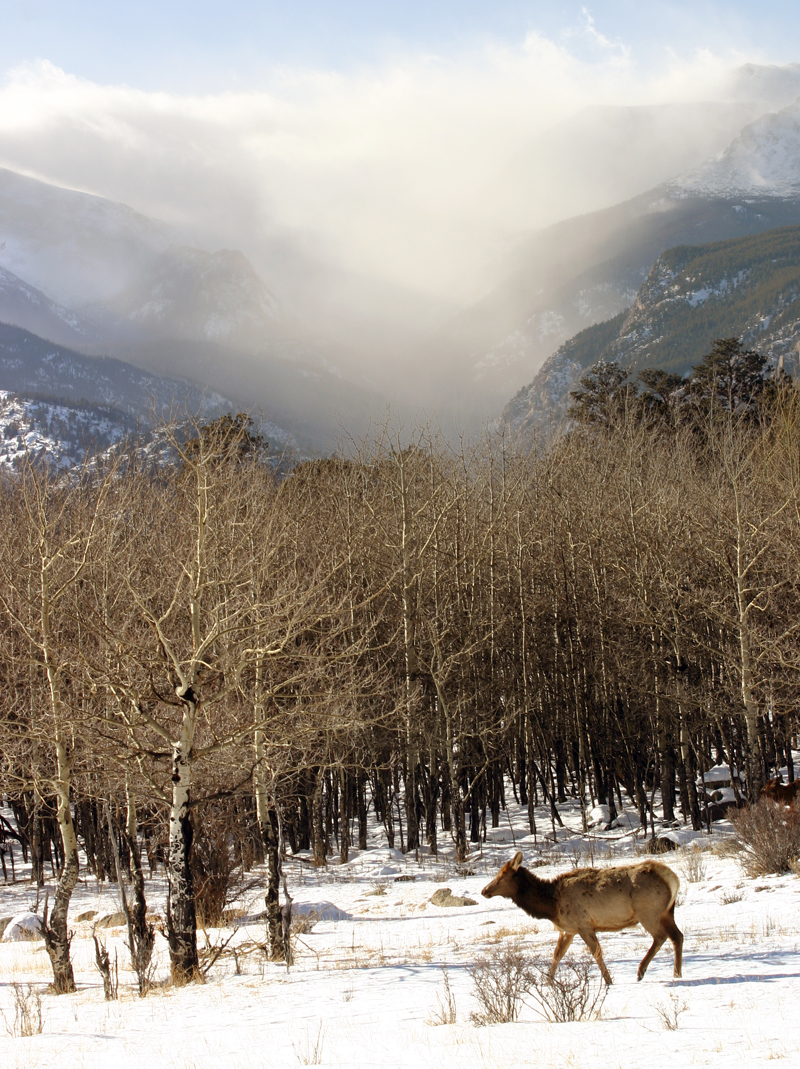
[[95, 911, 127, 928], [75, 910, 99, 922], [2, 912, 44, 941], [430, 888, 477, 907]]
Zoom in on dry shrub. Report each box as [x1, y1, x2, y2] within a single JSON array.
[[526, 956, 608, 1024], [468, 945, 533, 1025], [730, 800, 800, 876], [192, 823, 236, 928]]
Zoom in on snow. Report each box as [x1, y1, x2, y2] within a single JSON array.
[[702, 765, 745, 787], [0, 796, 798, 1068]]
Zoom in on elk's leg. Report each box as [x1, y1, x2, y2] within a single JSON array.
[[578, 930, 613, 986], [637, 910, 683, 981], [636, 931, 667, 981], [663, 912, 683, 978], [548, 931, 574, 981]]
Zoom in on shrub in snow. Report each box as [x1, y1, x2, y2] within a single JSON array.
[[526, 955, 608, 1023], [468, 944, 534, 1025], [191, 826, 234, 928], [731, 800, 800, 876]]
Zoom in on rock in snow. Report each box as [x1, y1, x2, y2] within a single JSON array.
[[429, 888, 477, 908], [1, 911, 44, 942]]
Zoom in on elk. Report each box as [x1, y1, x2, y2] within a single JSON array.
[[481, 851, 683, 985], [760, 778, 800, 806]]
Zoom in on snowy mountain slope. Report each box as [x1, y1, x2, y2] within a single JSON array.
[[0, 391, 139, 470], [453, 195, 800, 411], [503, 226, 800, 436], [0, 320, 303, 467]]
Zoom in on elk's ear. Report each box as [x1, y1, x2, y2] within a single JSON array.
[[511, 851, 523, 871]]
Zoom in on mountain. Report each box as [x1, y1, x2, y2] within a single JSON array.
[[673, 103, 800, 200], [89, 245, 284, 352], [456, 99, 800, 417], [0, 167, 170, 307], [486, 101, 768, 235], [0, 169, 384, 449], [0, 320, 301, 470], [0, 321, 241, 424], [0, 265, 93, 350], [503, 226, 800, 436]]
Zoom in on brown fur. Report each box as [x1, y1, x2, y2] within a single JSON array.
[[760, 778, 800, 806], [481, 851, 683, 985]]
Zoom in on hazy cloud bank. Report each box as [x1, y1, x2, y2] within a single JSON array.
[[0, 35, 794, 320]]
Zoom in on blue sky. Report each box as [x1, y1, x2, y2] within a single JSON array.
[[0, 1, 798, 91]]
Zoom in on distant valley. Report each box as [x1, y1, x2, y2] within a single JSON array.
[[5, 65, 800, 458]]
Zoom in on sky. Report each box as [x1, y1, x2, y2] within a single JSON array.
[[0, 1, 798, 92]]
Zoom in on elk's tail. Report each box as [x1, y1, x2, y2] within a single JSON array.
[[663, 866, 680, 912]]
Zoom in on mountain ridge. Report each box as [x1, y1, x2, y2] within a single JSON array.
[[502, 225, 800, 437]]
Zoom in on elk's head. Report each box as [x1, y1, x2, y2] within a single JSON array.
[[482, 851, 524, 899]]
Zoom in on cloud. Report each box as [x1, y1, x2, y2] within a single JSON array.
[[0, 37, 782, 318]]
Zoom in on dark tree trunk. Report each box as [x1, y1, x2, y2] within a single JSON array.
[[42, 847, 79, 994], [166, 804, 198, 985]]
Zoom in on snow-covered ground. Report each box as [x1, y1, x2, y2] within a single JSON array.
[[1, 797, 798, 1068]]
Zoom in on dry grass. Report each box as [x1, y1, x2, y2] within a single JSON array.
[[679, 844, 708, 883], [427, 967, 458, 1025], [293, 1022, 325, 1065], [720, 888, 744, 905], [655, 993, 689, 1030], [1, 983, 44, 1037]]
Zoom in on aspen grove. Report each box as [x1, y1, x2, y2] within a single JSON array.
[[2, 381, 800, 992]]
